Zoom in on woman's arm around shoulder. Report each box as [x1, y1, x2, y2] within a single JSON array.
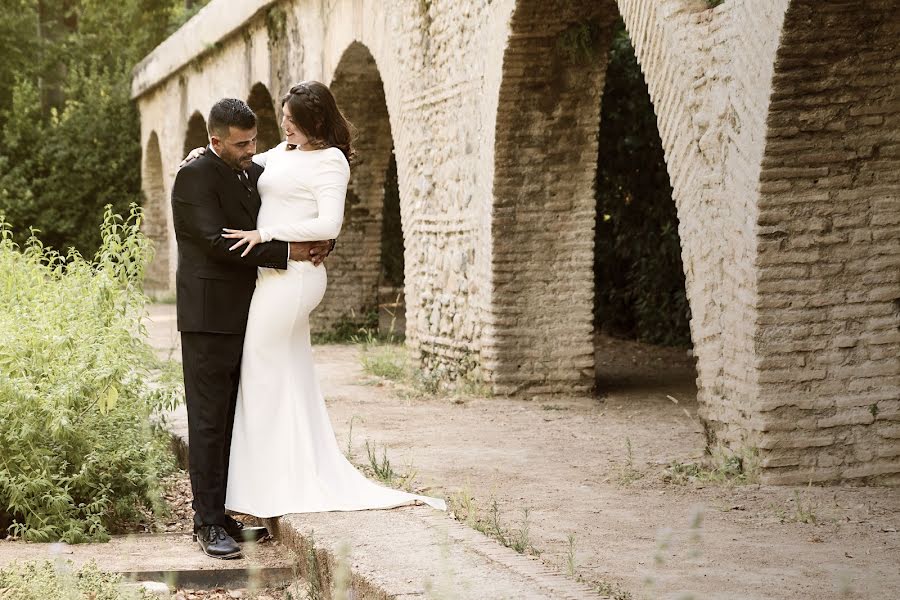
[[251, 141, 289, 168]]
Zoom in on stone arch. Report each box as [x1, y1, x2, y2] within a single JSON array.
[[141, 132, 170, 292], [489, 0, 696, 395], [183, 111, 208, 156], [750, 0, 900, 482], [317, 41, 400, 335], [247, 82, 282, 152]]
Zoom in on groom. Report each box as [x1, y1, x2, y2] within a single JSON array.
[[171, 98, 334, 559]]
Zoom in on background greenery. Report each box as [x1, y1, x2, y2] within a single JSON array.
[[0, 0, 210, 256], [594, 20, 692, 347]]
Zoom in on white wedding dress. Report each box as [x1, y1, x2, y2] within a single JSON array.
[[224, 142, 446, 517]]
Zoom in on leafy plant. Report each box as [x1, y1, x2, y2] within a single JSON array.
[[362, 440, 416, 491], [311, 308, 380, 344], [448, 492, 537, 556], [557, 20, 602, 65], [663, 446, 759, 485], [0, 206, 180, 543], [565, 533, 577, 576], [0, 560, 151, 599]]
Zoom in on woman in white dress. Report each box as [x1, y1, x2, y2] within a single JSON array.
[[219, 81, 445, 517]]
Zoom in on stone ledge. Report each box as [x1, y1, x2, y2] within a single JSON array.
[[131, 0, 276, 99], [267, 506, 609, 600]]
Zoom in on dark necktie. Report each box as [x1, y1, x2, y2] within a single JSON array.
[[235, 170, 251, 193]]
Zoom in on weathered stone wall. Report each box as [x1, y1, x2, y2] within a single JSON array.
[[486, 0, 617, 395], [133, 0, 900, 483], [752, 0, 900, 483], [141, 133, 170, 291]]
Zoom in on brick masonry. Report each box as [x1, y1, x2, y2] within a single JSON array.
[[133, 0, 900, 484], [750, 0, 900, 484]]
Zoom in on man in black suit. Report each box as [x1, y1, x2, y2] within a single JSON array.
[[171, 98, 333, 559]]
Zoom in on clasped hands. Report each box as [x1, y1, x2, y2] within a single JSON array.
[[222, 228, 331, 266]]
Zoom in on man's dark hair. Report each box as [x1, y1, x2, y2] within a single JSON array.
[[207, 98, 257, 137]]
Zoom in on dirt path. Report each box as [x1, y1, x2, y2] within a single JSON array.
[[148, 305, 900, 600]]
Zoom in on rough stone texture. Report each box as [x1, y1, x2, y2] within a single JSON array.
[[133, 0, 900, 483], [749, 0, 900, 483], [487, 0, 616, 396]]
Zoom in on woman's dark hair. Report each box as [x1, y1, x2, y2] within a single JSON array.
[[282, 81, 356, 163]]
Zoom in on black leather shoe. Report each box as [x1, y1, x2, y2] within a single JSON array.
[[194, 524, 242, 560], [224, 515, 269, 542]]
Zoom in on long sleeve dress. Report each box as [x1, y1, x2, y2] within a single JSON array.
[[224, 142, 446, 517]]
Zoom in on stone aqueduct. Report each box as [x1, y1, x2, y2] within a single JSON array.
[[133, 0, 900, 484]]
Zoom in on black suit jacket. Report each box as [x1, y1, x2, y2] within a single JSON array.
[[171, 147, 289, 334]]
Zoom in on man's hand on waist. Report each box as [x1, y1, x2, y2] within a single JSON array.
[[289, 240, 335, 266]]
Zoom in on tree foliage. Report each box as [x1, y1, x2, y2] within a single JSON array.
[[0, 0, 210, 256], [594, 22, 692, 347]]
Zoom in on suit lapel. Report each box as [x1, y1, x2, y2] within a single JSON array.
[[206, 146, 259, 222]]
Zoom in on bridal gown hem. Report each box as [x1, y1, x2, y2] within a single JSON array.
[[224, 143, 446, 518]]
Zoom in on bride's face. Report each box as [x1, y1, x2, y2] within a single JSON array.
[[281, 104, 310, 147]]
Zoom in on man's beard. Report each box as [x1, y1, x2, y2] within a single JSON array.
[[224, 151, 252, 171]]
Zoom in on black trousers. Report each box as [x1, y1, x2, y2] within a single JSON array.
[[180, 331, 245, 530]]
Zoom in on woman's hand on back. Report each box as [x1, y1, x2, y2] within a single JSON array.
[[178, 146, 207, 168], [222, 228, 262, 257]]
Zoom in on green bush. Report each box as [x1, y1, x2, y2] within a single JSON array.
[[0, 560, 150, 600], [0, 206, 180, 543], [594, 22, 692, 347]]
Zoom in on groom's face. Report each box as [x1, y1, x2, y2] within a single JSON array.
[[211, 126, 258, 170]]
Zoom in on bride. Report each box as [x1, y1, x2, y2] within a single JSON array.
[[214, 81, 446, 517]]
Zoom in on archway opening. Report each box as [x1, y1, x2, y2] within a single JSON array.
[[247, 82, 282, 152], [593, 20, 694, 393], [183, 111, 208, 157], [321, 41, 401, 339], [379, 151, 405, 335], [490, 1, 697, 396], [142, 132, 169, 292]]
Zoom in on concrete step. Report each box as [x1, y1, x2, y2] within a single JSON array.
[[0, 532, 294, 587]]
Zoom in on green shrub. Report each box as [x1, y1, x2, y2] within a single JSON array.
[[0, 560, 150, 600], [0, 205, 180, 543]]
